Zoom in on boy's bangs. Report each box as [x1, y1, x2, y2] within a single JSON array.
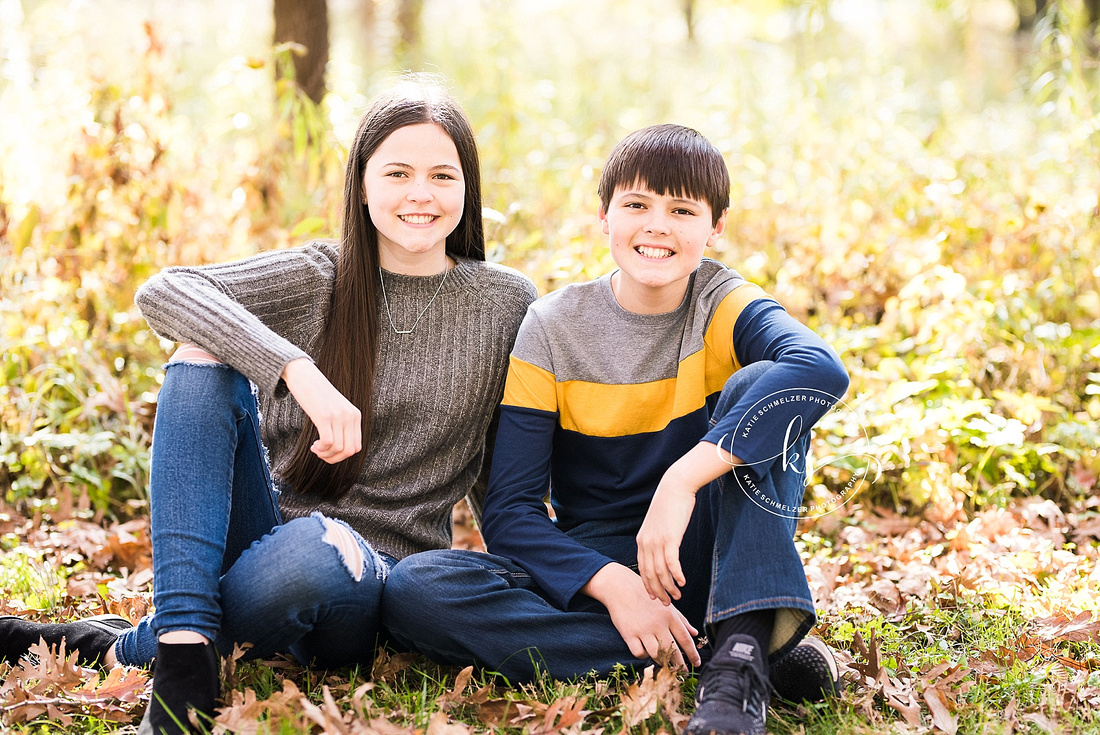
[[632, 158, 720, 208], [599, 124, 730, 223]]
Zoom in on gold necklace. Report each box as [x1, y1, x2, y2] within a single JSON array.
[[378, 266, 449, 335]]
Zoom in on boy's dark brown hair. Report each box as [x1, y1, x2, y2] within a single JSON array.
[[597, 123, 730, 226]]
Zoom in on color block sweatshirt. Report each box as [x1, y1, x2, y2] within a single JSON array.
[[481, 259, 849, 608]]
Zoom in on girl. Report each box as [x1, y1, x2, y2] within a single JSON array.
[[1, 77, 536, 734]]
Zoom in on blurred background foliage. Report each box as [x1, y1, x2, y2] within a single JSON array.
[[0, 0, 1097, 527]]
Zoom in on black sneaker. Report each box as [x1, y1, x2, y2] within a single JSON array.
[[684, 634, 769, 735], [0, 614, 133, 667], [769, 636, 841, 703]]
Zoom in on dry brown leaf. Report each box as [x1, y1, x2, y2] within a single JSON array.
[[299, 684, 351, 733], [1034, 611, 1100, 644], [0, 641, 146, 727], [868, 578, 905, 620], [213, 688, 270, 734], [426, 711, 472, 735], [850, 629, 884, 685], [923, 686, 958, 734], [475, 698, 516, 727], [81, 665, 148, 703], [620, 665, 659, 728], [436, 665, 475, 711], [361, 716, 418, 735], [1021, 711, 1059, 733], [881, 674, 921, 726], [530, 695, 589, 735], [219, 642, 252, 692], [371, 649, 419, 682]]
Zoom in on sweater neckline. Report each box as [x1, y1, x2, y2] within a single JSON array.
[[377, 256, 479, 296], [598, 269, 694, 326]]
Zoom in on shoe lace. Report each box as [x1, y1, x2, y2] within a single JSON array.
[[698, 658, 771, 714]]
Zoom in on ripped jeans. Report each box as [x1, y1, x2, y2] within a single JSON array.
[[113, 362, 394, 669]]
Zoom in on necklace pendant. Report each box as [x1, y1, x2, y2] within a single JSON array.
[[378, 265, 450, 336]]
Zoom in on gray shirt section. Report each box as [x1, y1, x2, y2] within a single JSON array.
[[515, 259, 746, 384], [135, 240, 537, 559]]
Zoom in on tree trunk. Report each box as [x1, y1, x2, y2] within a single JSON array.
[[683, 0, 696, 42], [274, 0, 329, 104], [356, 0, 380, 70], [395, 0, 424, 68], [1016, 0, 1047, 32]]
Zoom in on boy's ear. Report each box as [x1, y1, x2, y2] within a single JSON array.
[[598, 204, 610, 235], [707, 208, 728, 246]]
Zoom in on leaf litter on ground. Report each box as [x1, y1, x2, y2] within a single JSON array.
[[3, 495, 1100, 732]]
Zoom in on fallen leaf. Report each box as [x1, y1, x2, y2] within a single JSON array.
[[426, 711, 472, 735], [923, 685, 958, 734]]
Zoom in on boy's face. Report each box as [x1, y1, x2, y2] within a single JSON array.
[[599, 183, 726, 314]]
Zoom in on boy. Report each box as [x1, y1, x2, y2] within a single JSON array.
[[382, 124, 849, 735]]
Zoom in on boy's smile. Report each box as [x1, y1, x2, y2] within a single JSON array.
[[600, 184, 726, 314]]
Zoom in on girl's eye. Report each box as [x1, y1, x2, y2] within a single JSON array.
[[432, 173, 457, 181], [386, 171, 408, 178]]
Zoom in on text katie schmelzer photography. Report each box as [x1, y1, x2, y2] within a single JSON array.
[[715, 387, 880, 520]]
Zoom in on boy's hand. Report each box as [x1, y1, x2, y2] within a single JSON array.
[[582, 563, 701, 669], [282, 357, 362, 463], [637, 441, 743, 604], [637, 478, 697, 604]]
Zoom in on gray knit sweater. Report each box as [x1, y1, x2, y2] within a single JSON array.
[[134, 240, 537, 560]]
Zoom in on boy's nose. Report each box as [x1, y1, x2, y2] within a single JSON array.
[[644, 213, 671, 234]]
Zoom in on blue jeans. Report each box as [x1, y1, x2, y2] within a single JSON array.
[[381, 361, 816, 682], [113, 362, 393, 668]]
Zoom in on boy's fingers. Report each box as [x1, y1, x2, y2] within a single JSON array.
[[665, 548, 686, 588], [638, 554, 664, 602], [673, 625, 700, 667]]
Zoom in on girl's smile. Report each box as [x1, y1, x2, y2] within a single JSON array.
[[362, 123, 465, 275]]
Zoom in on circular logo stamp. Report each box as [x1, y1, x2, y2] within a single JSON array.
[[713, 388, 879, 519]]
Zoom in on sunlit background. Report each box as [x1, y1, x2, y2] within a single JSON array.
[[1, 0, 1098, 561], [3, 3, 1100, 731]]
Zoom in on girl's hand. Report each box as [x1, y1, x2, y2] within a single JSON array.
[[583, 563, 701, 669], [636, 478, 697, 604], [282, 357, 362, 463]]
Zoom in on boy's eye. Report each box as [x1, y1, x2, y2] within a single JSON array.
[[624, 202, 645, 209], [673, 208, 696, 216]]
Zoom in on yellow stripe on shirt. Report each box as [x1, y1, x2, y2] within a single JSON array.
[[702, 282, 769, 393], [502, 356, 559, 413], [506, 283, 771, 437]]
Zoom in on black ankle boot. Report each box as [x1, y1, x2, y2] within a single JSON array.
[[137, 641, 220, 735], [0, 614, 132, 667]]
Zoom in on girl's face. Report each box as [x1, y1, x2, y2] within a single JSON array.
[[362, 123, 465, 275]]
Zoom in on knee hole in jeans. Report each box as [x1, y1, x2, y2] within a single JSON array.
[[319, 516, 367, 583]]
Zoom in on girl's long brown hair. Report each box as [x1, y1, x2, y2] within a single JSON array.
[[281, 77, 486, 501]]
